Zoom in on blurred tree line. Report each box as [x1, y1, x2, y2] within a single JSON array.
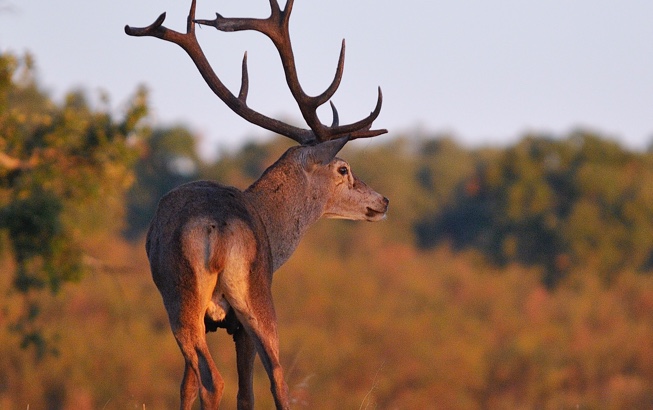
[[6, 50, 650, 299], [0, 52, 148, 355], [126, 128, 653, 288], [3, 50, 653, 408], [414, 133, 653, 287]]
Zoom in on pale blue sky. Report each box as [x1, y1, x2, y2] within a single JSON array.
[[1, 0, 652, 157]]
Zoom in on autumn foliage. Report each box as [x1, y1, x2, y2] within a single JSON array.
[[3, 51, 653, 408]]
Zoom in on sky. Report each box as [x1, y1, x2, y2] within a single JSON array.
[[1, 0, 652, 158]]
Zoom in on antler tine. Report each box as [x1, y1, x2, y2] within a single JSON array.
[[238, 52, 249, 102], [329, 101, 339, 128], [187, 0, 197, 33], [320, 89, 386, 142], [124, 12, 167, 38], [327, 87, 386, 141], [348, 128, 389, 141], [124, 0, 196, 39], [313, 39, 346, 108], [268, 0, 282, 13], [279, 0, 294, 23]]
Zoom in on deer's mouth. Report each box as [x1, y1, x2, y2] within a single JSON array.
[[365, 196, 389, 221], [365, 206, 387, 222]]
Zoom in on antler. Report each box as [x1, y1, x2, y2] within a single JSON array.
[[125, 0, 386, 145]]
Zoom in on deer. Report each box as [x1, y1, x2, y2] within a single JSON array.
[[125, 1, 388, 408]]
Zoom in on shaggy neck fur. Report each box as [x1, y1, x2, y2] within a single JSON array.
[[244, 151, 327, 272]]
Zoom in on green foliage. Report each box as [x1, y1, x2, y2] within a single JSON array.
[[417, 132, 653, 286], [2, 188, 82, 293], [0, 51, 149, 353], [124, 126, 200, 238]]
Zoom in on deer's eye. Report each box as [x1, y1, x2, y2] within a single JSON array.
[[338, 166, 349, 176]]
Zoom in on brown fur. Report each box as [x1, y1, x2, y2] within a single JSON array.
[[146, 142, 387, 409]]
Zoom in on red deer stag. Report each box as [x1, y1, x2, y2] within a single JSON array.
[[125, 1, 388, 408]]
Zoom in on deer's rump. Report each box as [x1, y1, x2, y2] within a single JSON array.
[[145, 180, 268, 335]]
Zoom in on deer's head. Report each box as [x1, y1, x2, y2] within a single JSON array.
[[291, 137, 388, 222], [126, 0, 388, 220]]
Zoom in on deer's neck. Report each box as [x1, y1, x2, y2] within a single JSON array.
[[244, 164, 325, 272]]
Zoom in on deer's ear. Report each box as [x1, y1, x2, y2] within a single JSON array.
[[304, 136, 349, 167]]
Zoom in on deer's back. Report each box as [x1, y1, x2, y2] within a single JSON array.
[[147, 180, 252, 245]]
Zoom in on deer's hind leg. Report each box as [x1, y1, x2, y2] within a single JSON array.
[[238, 299, 290, 410], [225, 285, 290, 410], [233, 326, 256, 410], [220, 223, 290, 409], [170, 297, 225, 410], [162, 262, 224, 407], [160, 218, 229, 409]]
